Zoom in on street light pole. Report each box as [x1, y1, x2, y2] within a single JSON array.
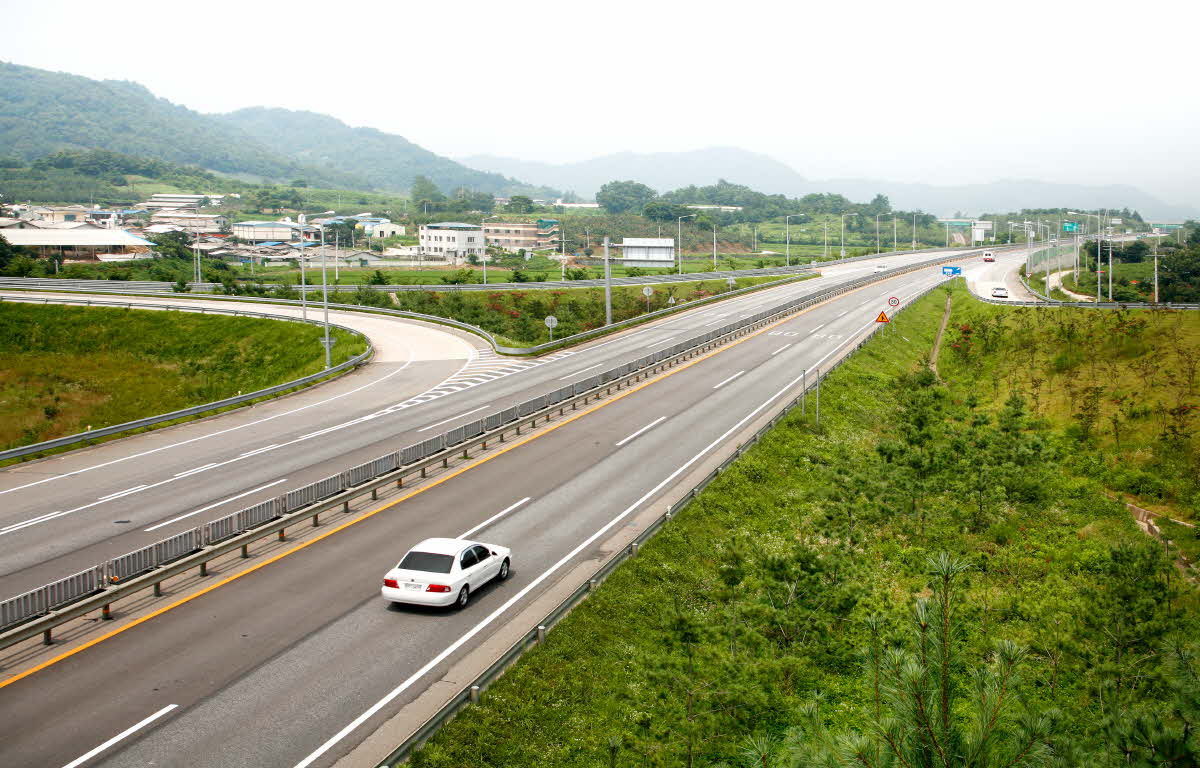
[[603, 236, 613, 325], [823, 220, 829, 259], [676, 214, 696, 275], [320, 226, 331, 370], [911, 212, 918, 251], [840, 213, 857, 258], [893, 215, 898, 253], [875, 213, 881, 254], [785, 214, 804, 267], [480, 215, 499, 284], [712, 225, 717, 270]]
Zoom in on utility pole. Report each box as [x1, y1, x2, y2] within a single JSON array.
[[912, 212, 918, 251], [299, 239, 308, 320], [603, 236, 612, 325], [875, 214, 881, 254], [893, 215, 898, 253]]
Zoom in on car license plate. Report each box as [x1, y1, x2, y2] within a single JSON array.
[[405, 583, 421, 591]]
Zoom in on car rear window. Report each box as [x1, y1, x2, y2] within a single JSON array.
[[399, 551, 453, 573]]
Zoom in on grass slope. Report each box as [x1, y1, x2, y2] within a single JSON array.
[[407, 284, 1198, 768], [0, 303, 365, 451]]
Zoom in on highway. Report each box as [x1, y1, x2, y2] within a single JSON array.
[[0, 247, 998, 768]]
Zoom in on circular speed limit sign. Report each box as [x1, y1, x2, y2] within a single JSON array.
[[888, 296, 900, 307]]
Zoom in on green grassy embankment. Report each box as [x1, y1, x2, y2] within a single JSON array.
[[407, 283, 1198, 768], [354, 274, 809, 346], [0, 303, 366, 452]]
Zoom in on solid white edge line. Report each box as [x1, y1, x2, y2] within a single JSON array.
[[416, 405, 490, 433], [143, 478, 289, 532], [293, 337, 855, 768], [712, 370, 745, 389], [557, 363, 603, 381], [457, 497, 532, 540], [615, 416, 667, 447], [60, 704, 178, 768]]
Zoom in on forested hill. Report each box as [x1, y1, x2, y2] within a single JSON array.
[[0, 61, 550, 197], [0, 61, 363, 188], [217, 107, 556, 198]]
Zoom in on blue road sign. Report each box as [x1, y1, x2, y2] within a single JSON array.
[[942, 266, 962, 275]]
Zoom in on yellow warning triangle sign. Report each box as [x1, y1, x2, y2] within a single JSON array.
[[875, 311, 890, 323]]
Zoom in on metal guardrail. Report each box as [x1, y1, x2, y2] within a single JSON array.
[[0, 295, 375, 463], [0, 249, 972, 649], [372, 275, 952, 767]]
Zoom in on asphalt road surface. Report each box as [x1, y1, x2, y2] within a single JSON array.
[[0, 247, 998, 768]]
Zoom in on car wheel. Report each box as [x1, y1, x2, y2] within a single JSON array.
[[456, 585, 470, 609], [498, 559, 510, 581]]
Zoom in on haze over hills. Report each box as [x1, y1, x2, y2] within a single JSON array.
[[463, 147, 1199, 220], [215, 108, 556, 199], [0, 61, 545, 197]]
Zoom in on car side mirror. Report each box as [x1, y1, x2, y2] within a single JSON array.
[[491, 550, 497, 556]]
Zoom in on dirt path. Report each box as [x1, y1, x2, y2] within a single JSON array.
[[1048, 270, 1094, 301], [929, 292, 953, 381]]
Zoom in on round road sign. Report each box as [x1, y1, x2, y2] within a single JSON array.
[[544, 315, 558, 329], [888, 296, 900, 307], [642, 286, 653, 297]]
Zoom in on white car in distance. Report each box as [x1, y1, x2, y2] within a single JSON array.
[[382, 537, 511, 609], [991, 286, 1010, 299]]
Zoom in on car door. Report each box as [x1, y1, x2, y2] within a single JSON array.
[[458, 547, 479, 587], [471, 545, 499, 582]]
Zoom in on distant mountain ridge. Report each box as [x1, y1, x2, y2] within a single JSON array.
[[0, 61, 546, 196], [216, 108, 556, 198], [463, 147, 1198, 220]]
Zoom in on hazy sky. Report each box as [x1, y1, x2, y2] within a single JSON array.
[[4, 0, 1197, 206]]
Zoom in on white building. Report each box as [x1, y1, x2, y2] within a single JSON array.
[[621, 237, 675, 267], [418, 222, 485, 263], [232, 220, 315, 243]]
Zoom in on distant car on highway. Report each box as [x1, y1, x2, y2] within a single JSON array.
[[873, 264, 886, 272], [991, 287, 1009, 298], [982, 252, 995, 262], [382, 537, 511, 609]]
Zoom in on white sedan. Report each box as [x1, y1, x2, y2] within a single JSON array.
[[381, 537, 511, 609]]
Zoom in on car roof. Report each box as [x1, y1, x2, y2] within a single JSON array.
[[408, 537, 476, 555]]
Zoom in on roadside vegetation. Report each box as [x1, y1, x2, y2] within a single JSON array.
[[1061, 231, 1199, 303], [0, 302, 365, 452], [408, 283, 1198, 767], [343, 274, 805, 346]]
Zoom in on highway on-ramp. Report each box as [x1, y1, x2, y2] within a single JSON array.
[[0, 248, 996, 768]]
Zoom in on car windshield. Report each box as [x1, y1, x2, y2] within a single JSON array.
[[398, 551, 454, 573]]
